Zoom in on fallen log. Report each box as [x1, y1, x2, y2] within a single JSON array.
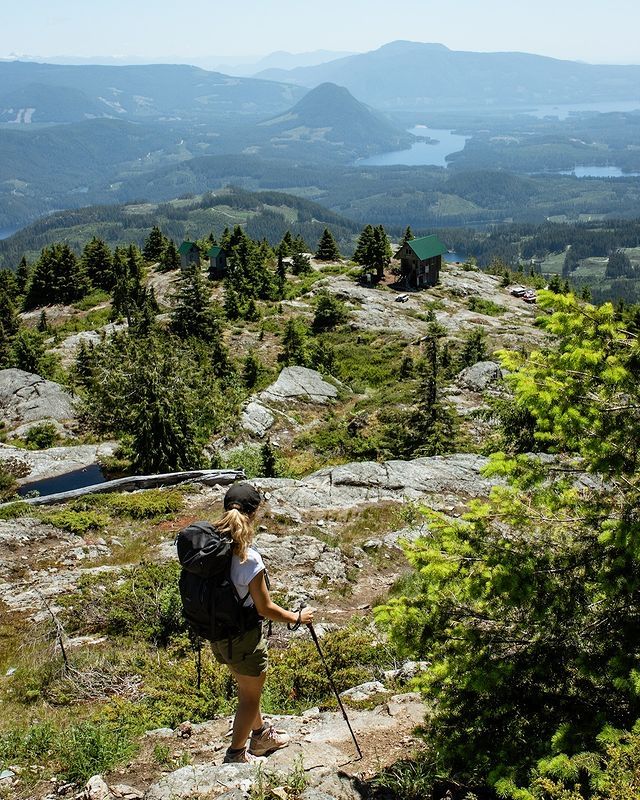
[[5, 469, 245, 507]]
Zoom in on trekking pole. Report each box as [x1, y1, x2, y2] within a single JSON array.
[[306, 622, 364, 760]]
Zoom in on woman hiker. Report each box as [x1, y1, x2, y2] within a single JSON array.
[[212, 482, 315, 763]]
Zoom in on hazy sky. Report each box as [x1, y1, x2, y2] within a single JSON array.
[[3, 0, 640, 65]]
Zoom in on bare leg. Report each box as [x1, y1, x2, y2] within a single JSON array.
[[230, 670, 266, 750]]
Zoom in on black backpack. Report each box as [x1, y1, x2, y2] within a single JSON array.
[[176, 521, 262, 643]]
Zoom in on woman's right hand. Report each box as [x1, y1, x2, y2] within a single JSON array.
[[300, 606, 315, 625]]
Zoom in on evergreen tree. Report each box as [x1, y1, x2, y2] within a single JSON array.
[[24, 245, 57, 309], [260, 438, 278, 478], [12, 329, 48, 375], [130, 350, 203, 474], [400, 225, 414, 246], [312, 291, 348, 331], [353, 224, 391, 280], [37, 310, 48, 333], [15, 257, 31, 295], [143, 226, 167, 262], [243, 298, 260, 321], [74, 339, 96, 389], [605, 248, 634, 278], [242, 351, 261, 389], [315, 228, 341, 261], [82, 237, 114, 291], [224, 284, 241, 320], [353, 224, 375, 266], [279, 318, 310, 366], [276, 252, 287, 298], [57, 243, 91, 304], [0, 290, 19, 337], [377, 290, 640, 793], [161, 240, 181, 272], [458, 327, 487, 369], [0, 323, 12, 369], [279, 231, 294, 257], [171, 263, 220, 341]]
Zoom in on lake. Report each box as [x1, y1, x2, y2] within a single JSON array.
[[559, 166, 640, 178], [18, 463, 107, 498], [525, 100, 640, 120], [357, 125, 470, 167]]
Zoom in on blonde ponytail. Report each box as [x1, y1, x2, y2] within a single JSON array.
[[214, 505, 255, 562]]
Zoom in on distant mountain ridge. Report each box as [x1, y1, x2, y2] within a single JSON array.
[[255, 40, 640, 110], [0, 61, 304, 123]]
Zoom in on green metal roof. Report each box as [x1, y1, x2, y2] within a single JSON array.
[[406, 235, 448, 261], [178, 241, 198, 255], [207, 245, 223, 257]]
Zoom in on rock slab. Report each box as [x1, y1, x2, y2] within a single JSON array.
[[0, 368, 76, 428]]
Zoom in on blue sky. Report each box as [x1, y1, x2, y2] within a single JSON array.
[[2, 0, 639, 65]]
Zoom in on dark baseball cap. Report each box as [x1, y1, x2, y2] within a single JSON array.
[[223, 482, 262, 514]]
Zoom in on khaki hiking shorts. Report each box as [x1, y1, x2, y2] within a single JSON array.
[[210, 624, 268, 677]]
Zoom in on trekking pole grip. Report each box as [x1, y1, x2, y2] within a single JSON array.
[[287, 602, 306, 631]]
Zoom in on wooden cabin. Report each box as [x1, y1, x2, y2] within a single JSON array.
[[395, 235, 447, 288], [178, 241, 201, 270], [208, 245, 227, 278]]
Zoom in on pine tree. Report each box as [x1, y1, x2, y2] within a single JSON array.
[[12, 329, 48, 375], [171, 263, 219, 341], [242, 351, 261, 389], [15, 257, 31, 295], [400, 225, 414, 246], [377, 290, 640, 790], [312, 291, 348, 331], [458, 327, 487, 369], [279, 231, 294, 257], [143, 226, 167, 262], [161, 240, 181, 272], [260, 438, 278, 478], [279, 318, 310, 366], [37, 310, 48, 333], [82, 238, 114, 290], [315, 228, 341, 261], [276, 252, 287, 298], [224, 284, 241, 320]]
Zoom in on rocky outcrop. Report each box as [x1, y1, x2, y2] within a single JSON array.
[[239, 399, 275, 438], [240, 367, 345, 438], [260, 366, 342, 405], [0, 441, 117, 484], [256, 453, 497, 514], [456, 360, 503, 392], [141, 693, 425, 800], [0, 369, 76, 429]]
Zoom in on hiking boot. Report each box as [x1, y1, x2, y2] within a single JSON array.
[[249, 724, 290, 756], [223, 746, 266, 764]]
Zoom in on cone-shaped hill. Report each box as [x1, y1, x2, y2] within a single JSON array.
[[256, 82, 412, 161]]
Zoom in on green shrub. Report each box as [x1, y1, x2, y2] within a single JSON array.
[[221, 445, 263, 479], [264, 623, 395, 714], [72, 289, 110, 311], [467, 296, 506, 316], [65, 562, 186, 646], [0, 721, 56, 768], [24, 422, 60, 450], [58, 721, 136, 784], [100, 489, 184, 519], [0, 501, 31, 520], [369, 755, 439, 800], [44, 509, 110, 535]]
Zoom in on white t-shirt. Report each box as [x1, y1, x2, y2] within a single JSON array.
[[230, 547, 265, 607]]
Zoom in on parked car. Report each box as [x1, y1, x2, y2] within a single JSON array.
[[510, 286, 527, 297], [522, 290, 537, 303], [395, 293, 409, 303]]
